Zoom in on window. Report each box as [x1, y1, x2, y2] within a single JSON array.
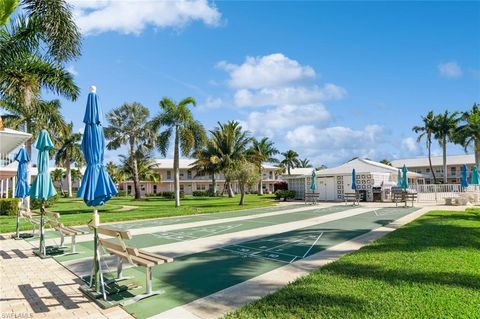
[[426, 168, 430, 173], [269, 171, 273, 179], [197, 184, 206, 190], [153, 185, 157, 194], [187, 170, 192, 179], [180, 184, 184, 191], [167, 171, 171, 180], [450, 167, 456, 176]]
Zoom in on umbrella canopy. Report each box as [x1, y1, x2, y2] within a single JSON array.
[[351, 169, 357, 190], [397, 170, 402, 187], [460, 164, 469, 188], [401, 165, 409, 189], [471, 166, 479, 185], [310, 169, 317, 192], [14, 148, 30, 198], [29, 130, 56, 200], [77, 87, 117, 206]]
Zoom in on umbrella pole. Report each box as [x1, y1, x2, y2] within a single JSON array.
[[39, 201, 46, 257], [15, 198, 22, 239], [90, 208, 106, 299]]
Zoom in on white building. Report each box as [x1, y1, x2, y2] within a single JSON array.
[[282, 158, 426, 202], [118, 159, 281, 196], [391, 154, 476, 184]]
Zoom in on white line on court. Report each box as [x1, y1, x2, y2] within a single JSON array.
[[302, 232, 324, 258]]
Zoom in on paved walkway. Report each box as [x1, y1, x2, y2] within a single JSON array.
[[0, 237, 132, 319]]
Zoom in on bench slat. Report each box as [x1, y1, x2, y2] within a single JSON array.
[[97, 226, 132, 240], [138, 250, 173, 263]]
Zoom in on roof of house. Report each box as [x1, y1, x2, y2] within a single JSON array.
[[0, 128, 32, 155], [391, 154, 475, 168], [153, 159, 278, 170]]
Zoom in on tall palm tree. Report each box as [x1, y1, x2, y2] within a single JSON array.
[[55, 123, 82, 197], [1, 99, 68, 157], [248, 137, 279, 195], [191, 140, 222, 196], [119, 151, 161, 186], [151, 97, 206, 207], [298, 158, 312, 168], [105, 102, 155, 200], [455, 103, 480, 168], [0, 0, 17, 26], [210, 121, 251, 197], [280, 150, 300, 175], [432, 110, 461, 183], [51, 168, 65, 195], [413, 111, 438, 183]]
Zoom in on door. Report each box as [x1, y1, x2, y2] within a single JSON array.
[[318, 177, 335, 200]]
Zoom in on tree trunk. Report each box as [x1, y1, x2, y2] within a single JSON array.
[[227, 180, 234, 197], [427, 139, 437, 183], [130, 142, 141, 200], [475, 141, 480, 168], [211, 173, 216, 196], [66, 159, 72, 197], [239, 184, 245, 205], [258, 165, 263, 195], [287, 165, 291, 175], [442, 137, 447, 184], [174, 125, 181, 207]]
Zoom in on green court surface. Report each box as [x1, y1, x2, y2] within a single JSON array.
[[64, 207, 418, 319], [52, 205, 349, 262], [24, 203, 307, 243]]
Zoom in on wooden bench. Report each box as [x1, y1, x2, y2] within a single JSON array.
[[18, 210, 41, 235], [392, 191, 417, 207], [304, 192, 319, 205], [96, 226, 173, 305], [44, 211, 87, 255], [343, 192, 360, 206]]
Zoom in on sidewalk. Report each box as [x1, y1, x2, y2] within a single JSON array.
[[0, 236, 132, 319]]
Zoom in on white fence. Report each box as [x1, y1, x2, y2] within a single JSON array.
[[411, 184, 480, 203]]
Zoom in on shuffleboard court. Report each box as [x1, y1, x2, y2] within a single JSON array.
[[60, 207, 418, 318], [52, 205, 350, 262]]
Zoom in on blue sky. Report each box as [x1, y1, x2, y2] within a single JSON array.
[[43, 0, 480, 167]]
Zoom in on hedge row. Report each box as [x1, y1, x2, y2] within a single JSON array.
[[0, 198, 20, 216]]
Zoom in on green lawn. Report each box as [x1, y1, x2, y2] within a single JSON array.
[[225, 208, 480, 319], [0, 194, 276, 233]]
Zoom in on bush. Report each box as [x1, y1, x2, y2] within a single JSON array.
[[31, 194, 60, 209], [0, 198, 20, 216], [274, 189, 296, 201], [161, 191, 185, 199], [192, 190, 209, 197], [274, 181, 288, 192]]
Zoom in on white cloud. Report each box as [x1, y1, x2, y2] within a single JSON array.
[[243, 104, 331, 137], [234, 84, 346, 107], [401, 137, 419, 153], [218, 53, 316, 89], [197, 96, 223, 111], [68, 0, 221, 35], [438, 61, 463, 79], [66, 65, 78, 76]]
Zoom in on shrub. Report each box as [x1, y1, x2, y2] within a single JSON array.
[[0, 198, 20, 216], [274, 189, 296, 201], [31, 194, 60, 209], [192, 190, 209, 197], [161, 191, 185, 199], [274, 181, 288, 192]]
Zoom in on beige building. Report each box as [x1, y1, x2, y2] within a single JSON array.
[[391, 154, 476, 184], [118, 159, 280, 196]]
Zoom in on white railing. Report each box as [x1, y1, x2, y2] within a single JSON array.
[[411, 184, 480, 203], [0, 152, 16, 168]]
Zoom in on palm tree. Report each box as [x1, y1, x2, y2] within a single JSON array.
[[105, 102, 156, 200], [1, 99, 68, 157], [119, 151, 161, 194], [455, 103, 480, 168], [248, 137, 279, 195], [70, 168, 82, 190], [298, 158, 312, 168], [379, 159, 392, 166], [209, 121, 251, 197], [191, 140, 222, 196], [432, 110, 461, 183], [0, 0, 17, 26], [55, 123, 82, 197], [280, 150, 300, 175], [151, 97, 206, 207], [413, 111, 438, 183], [51, 168, 65, 195]]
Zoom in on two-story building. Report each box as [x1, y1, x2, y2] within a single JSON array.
[[391, 154, 476, 184], [118, 159, 280, 196]]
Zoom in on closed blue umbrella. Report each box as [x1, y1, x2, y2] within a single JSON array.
[[401, 165, 409, 189], [460, 164, 469, 188], [351, 169, 357, 190], [310, 169, 317, 192], [471, 166, 479, 185], [14, 148, 29, 239], [77, 86, 117, 296], [29, 129, 57, 257]]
